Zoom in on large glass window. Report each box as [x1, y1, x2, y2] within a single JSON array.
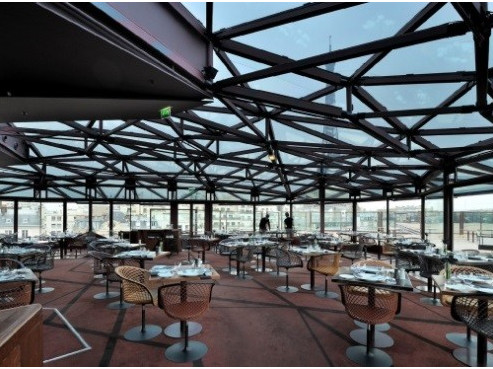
[[113, 203, 130, 233], [357, 200, 386, 233], [324, 203, 352, 232], [18, 202, 41, 239], [389, 199, 421, 237], [292, 204, 320, 232], [92, 203, 110, 237], [149, 205, 171, 229], [424, 196, 443, 247], [178, 204, 191, 234], [192, 204, 205, 235], [0, 201, 15, 235], [454, 193, 493, 251], [41, 202, 63, 237], [213, 204, 254, 233], [67, 202, 89, 235]]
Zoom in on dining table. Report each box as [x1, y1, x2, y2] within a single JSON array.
[[112, 249, 170, 268], [291, 246, 336, 291], [219, 238, 277, 276]]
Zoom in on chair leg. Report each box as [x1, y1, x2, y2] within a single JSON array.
[[315, 276, 338, 299], [276, 269, 298, 293], [123, 304, 161, 342], [36, 272, 54, 294], [107, 282, 132, 310]]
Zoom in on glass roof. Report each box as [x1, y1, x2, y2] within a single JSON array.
[[0, 2, 492, 203]]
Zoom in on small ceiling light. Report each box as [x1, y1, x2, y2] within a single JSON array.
[[267, 147, 276, 162]]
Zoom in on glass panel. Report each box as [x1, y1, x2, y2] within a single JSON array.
[[357, 200, 386, 233], [425, 195, 443, 246], [178, 204, 192, 234], [113, 203, 131, 233], [0, 201, 14, 236], [67, 202, 89, 235], [454, 193, 493, 252], [324, 202, 353, 232], [290, 203, 320, 233], [149, 205, 171, 229], [18, 202, 40, 240], [213, 204, 254, 233], [192, 204, 205, 235], [92, 203, 110, 237], [41, 202, 64, 237]]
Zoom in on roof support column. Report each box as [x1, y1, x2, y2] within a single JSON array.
[[443, 171, 454, 251], [204, 202, 213, 234], [170, 202, 178, 233], [319, 179, 325, 233], [352, 200, 357, 232]]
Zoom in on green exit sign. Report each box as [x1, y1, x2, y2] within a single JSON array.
[[160, 106, 172, 118]]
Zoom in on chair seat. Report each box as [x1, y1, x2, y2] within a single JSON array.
[[348, 305, 397, 325], [166, 301, 210, 321]]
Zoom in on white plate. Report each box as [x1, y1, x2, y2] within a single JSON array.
[[157, 270, 175, 278], [476, 287, 493, 294], [459, 274, 492, 283], [357, 273, 386, 282], [446, 284, 476, 292], [339, 274, 355, 280], [177, 268, 203, 277]]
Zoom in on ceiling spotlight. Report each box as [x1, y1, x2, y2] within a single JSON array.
[[267, 147, 276, 162]]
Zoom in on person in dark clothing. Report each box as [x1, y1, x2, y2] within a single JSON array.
[[284, 212, 293, 237], [259, 214, 270, 232]]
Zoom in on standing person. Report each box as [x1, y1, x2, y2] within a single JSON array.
[[284, 212, 293, 238], [259, 214, 270, 232]]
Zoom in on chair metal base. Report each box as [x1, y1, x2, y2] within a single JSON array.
[[420, 296, 442, 306], [165, 341, 208, 363], [453, 347, 493, 367], [106, 301, 133, 310], [315, 290, 338, 299], [93, 291, 120, 300], [300, 283, 323, 291], [164, 321, 202, 338], [222, 267, 236, 273], [446, 332, 493, 349], [354, 320, 390, 332], [350, 329, 394, 348], [277, 285, 298, 293], [124, 324, 162, 342], [253, 266, 273, 273], [346, 345, 392, 367], [36, 287, 55, 294]]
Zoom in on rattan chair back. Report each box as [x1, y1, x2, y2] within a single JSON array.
[[115, 265, 156, 305]]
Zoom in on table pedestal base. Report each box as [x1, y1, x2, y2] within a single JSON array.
[[346, 346, 392, 367], [447, 332, 493, 349], [277, 285, 298, 293], [453, 347, 493, 367]]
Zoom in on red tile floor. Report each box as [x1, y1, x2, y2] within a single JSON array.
[[34, 249, 469, 367]]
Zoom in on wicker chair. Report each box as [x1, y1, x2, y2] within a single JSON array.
[[451, 294, 493, 367], [0, 257, 25, 269], [339, 281, 401, 366], [307, 252, 341, 299], [115, 265, 162, 341], [0, 280, 35, 310], [158, 281, 215, 362], [441, 265, 493, 351], [340, 243, 364, 264], [231, 246, 255, 280], [276, 249, 303, 293], [88, 250, 120, 300], [104, 256, 140, 310], [417, 253, 444, 306], [0, 258, 34, 310], [23, 245, 55, 294], [381, 242, 397, 265]]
